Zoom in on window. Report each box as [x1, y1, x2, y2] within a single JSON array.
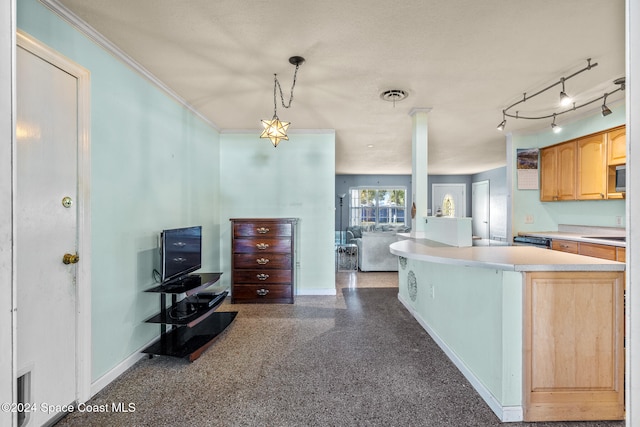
[[349, 187, 406, 228]]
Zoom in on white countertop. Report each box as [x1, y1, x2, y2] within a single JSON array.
[[518, 231, 626, 247], [390, 239, 625, 272]]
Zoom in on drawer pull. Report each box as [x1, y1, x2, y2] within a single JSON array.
[[256, 288, 270, 296], [257, 273, 270, 281], [256, 227, 270, 234], [256, 258, 270, 265], [256, 243, 270, 250]]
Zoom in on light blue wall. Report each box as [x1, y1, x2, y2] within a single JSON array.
[[398, 258, 523, 408], [18, 0, 222, 380], [220, 132, 336, 295], [511, 105, 626, 234]]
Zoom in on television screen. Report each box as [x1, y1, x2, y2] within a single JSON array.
[[161, 225, 202, 284]]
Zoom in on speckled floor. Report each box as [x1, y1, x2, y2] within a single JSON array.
[[54, 272, 625, 427]]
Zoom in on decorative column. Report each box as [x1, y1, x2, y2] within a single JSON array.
[[409, 108, 431, 233]]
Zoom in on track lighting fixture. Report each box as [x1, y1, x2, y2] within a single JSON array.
[[601, 94, 612, 116], [559, 78, 572, 107], [497, 59, 625, 132], [260, 56, 305, 147], [551, 114, 561, 133]]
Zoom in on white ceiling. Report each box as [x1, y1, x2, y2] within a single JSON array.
[[56, 0, 625, 175]]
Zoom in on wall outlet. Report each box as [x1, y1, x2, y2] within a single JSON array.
[[429, 283, 435, 299], [615, 216, 623, 226], [524, 215, 534, 224]]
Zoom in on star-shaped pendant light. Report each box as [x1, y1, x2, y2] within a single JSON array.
[[260, 115, 290, 147], [259, 56, 305, 147]]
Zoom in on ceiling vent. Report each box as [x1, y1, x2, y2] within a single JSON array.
[[380, 89, 409, 104]]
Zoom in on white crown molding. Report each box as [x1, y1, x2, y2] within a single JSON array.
[[38, 0, 219, 132], [221, 128, 335, 135]]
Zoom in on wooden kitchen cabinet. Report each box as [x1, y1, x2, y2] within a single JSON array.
[[539, 125, 625, 201], [551, 239, 623, 262], [607, 126, 626, 166], [540, 141, 576, 201], [551, 239, 578, 253], [577, 133, 607, 200], [579, 242, 617, 261], [524, 271, 625, 421]]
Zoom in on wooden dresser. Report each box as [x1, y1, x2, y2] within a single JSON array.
[[230, 218, 297, 304]]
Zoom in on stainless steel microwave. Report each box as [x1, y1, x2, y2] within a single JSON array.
[[615, 165, 626, 192]]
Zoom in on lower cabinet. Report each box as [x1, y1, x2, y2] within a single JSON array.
[[523, 271, 625, 421], [552, 239, 622, 262]]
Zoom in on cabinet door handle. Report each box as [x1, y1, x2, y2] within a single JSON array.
[[257, 273, 270, 281], [256, 288, 269, 296], [256, 227, 270, 234], [256, 243, 270, 250], [256, 258, 270, 265]]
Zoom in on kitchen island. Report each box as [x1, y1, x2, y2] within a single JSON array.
[[390, 238, 625, 422]]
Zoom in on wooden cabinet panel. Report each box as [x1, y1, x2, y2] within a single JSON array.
[[524, 271, 625, 421], [607, 126, 626, 165], [540, 146, 558, 201], [557, 141, 577, 200], [231, 218, 297, 304], [579, 242, 617, 261], [616, 247, 626, 262], [540, 141, 576, 201], [551, 239, 578, 253], [577, 133, 607, 199]]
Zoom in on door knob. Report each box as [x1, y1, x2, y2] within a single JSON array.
[[62, 253, 80, 264]]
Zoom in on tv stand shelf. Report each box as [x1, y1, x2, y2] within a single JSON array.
[[142, 272, 237, 361], [145, 272, 222, 295]]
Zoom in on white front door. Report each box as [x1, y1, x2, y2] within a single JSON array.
[[432, 183, 466, 218], [16, 36, 87, 426], [472, 180, 490, 239]]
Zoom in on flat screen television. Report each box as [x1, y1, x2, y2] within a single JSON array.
[[160, 225, 202, 284]]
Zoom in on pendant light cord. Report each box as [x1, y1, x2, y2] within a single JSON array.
[[272, 62, 302, 116]]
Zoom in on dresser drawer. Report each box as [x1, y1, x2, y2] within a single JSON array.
[[233, 269, 292, 284], [233, 253, 292, 269], [231, 284, 293, 303], [233, 237, 292, 253], [234, 222, 292, 237]]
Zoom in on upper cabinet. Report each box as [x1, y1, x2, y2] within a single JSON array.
[[539, 125, 625, 202], [540, 141, 576, 201], [577, 133, 607, 200], [607, 126, 626, 166]]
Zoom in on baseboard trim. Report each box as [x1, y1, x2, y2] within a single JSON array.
[[89, 338, 156, 398], [296, 288, 337, 296], [397, 293, 523, 423]]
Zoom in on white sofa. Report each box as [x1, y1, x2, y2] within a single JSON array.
[[355, 231, 399, 271]]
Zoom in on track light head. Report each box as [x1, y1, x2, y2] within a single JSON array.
[[601, 104, 612, 117], [559, 78, 572, 107], [551, 115, 562, 133], [559, 91, 572, 107], [497, 119, 506, 131]]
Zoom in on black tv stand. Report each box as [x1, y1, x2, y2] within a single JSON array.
[[142, 272, 237, 361]]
